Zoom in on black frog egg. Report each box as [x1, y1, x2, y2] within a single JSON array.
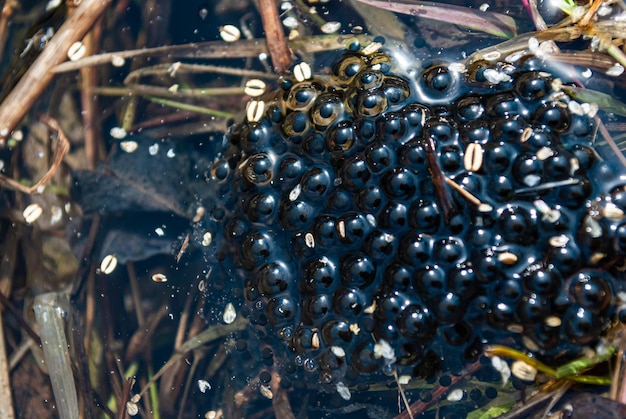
[[571, 271, 612, 312], [340, 155, 372, 190], [356, 89, 388, 118], [514, 71, 551, 101], [311, 93, 344, 128], [256, 262, 292, 295], [356, 185, 386, 212], [242, 152, 274, 185], [420, 64, 457, 100], [381, 167, 417, 198], [534, 102, 570, 132], [455, 96, 485, 122], [563, 305, 602, 344], [285, 82, 323, 110], [498, 205, 539, 245], [301, 166, 334, 200], [244, 192, 277, 223], [327, 120, 356, 156], [382, 76, 411, 106], [334, 54, 365, 81], [365, 141, 396, 172], [378, 112, 408, 142], [200, 48, 625, 393], [398, 304, 437, 343], [432, 237, 466, 265]]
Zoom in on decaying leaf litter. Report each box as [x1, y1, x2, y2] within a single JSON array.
[[0, 0, 624, 418]]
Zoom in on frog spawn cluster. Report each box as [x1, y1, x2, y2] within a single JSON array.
[[201, 49, 626, 388]]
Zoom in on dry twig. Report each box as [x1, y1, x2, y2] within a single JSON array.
[[0, 0, 112, 144]]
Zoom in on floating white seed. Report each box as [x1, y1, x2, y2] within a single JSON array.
[[331, 346, 346, 357], [152, 273, 168, 283], [598, 5, 612, 16], [68, 41, 86, 61], [479, 3, 489, 11], [202, 232, 213, 246], [198, 379, 211, 393], [246, 100, 265, 122], [311, 331, 320, 349], [336, 381, 351, 400], [498, 251, 518, 265], [321, 21, 341, 34], [155, 227, 165, 237], [126, 401, 139, 416], [507, 323, 523, 333], [23, 203, 43, 224], [293, 62, 312, 82], [373, 339, 396, 362], [607, 63, 625, 77], [50, 206, 63, 225], [535, 146, 554, 160], [305, 232, 315, 248], [447, 389, 464, 402], [280, 2, 293, 11], [464, 143, 483, 172], [522, 336, 540, 352], [337, 220, 346, 238], [168, 84, 179, 93], [520, 126, 533, 142], [193, 207, 206, 223], [219, 25, 241, 42], [604, 203, 625, 220], [205, 410, 223, 419], [581, 68, 592, 78], [568, 100, 583, 115], [260, 385, 273, 399], [167, 148, 176, 158], [549, 235, 569, 247], [111, 55, 125, 67], [581, 102, 598, 118], [223, 302, 237, 324], [244, 79, 266, 97], [148, 143, 159, 155], [504, 50, 525, 63], [120, 140, 138, 153], [289, 184, 301, 201], [110, 126, 127, 139], [481, 50, 501, 61], [364, 301, 376, 314], [100, 254, 118, 275], [478, 203, 493, 213], [349, 323, 360, 335], [448, 62, 467, 73], [511, 360, 537, 381], [282, 16, 299, 29], [361, 42, 383, 55], [545, 315, 562, 327], [590, 252, 606, 264], [491, 355, 511, 385], [398, 375, 411, 385], [198, 280, 206, 292]]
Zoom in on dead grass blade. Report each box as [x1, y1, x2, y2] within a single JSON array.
[[0, 116, 69, 194], [353, 0, 517, 39]]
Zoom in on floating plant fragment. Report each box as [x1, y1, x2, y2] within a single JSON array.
[[353, 0, 517, 38]]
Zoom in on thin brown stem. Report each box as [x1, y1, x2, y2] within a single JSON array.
[[258, 0, 293, 73]]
